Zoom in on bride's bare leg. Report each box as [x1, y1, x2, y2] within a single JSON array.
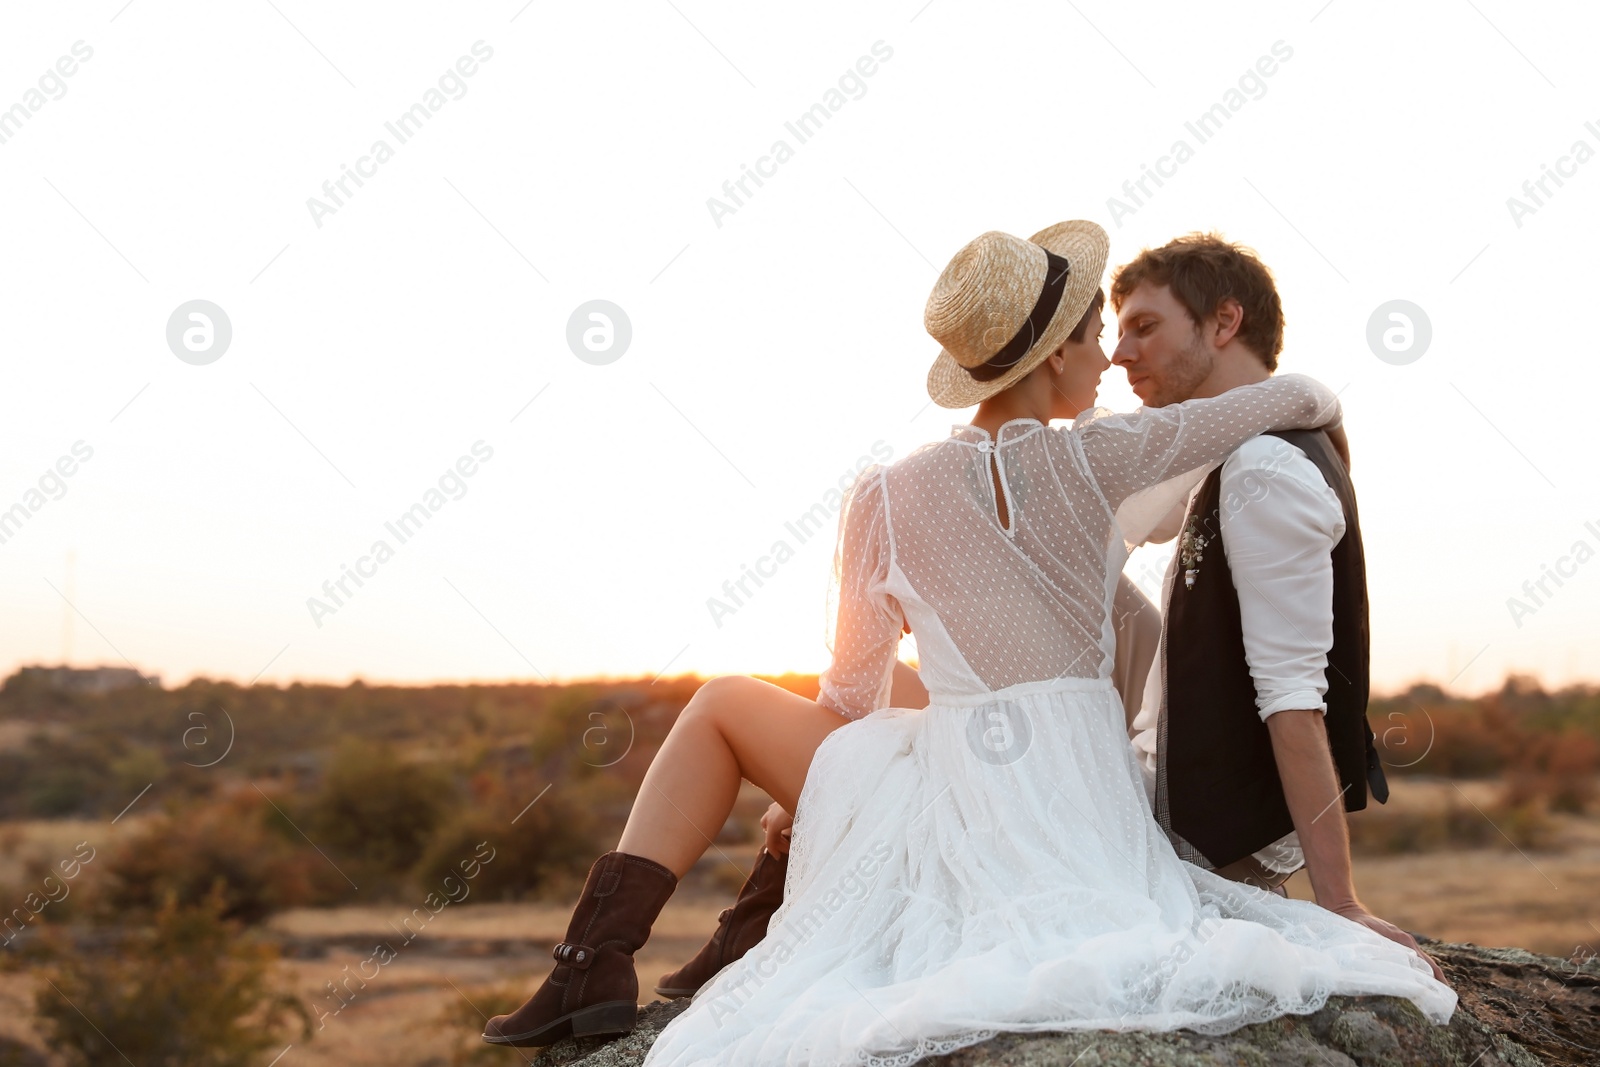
[[482, 677, 853, 1044], [615, 676, 848, 876]]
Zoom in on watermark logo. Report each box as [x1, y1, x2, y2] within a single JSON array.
[[566, 300, 632, 365], [306, 441, 495, 627], [1506, 119, 1599, 229], [578, 699, 635, 768], [2, 841, 96, 947], [1114, 883, 1260, 1023], [1106, 40, 1293, 226], [0, 440, 95, 549], [1506, 518, 1600, 628], [167, 300, 232, 365], [706, 440, 893, 627], [312, 841, 494, 1030], [705, 41, 894, 229], [305, 41, 495, 229], [965, 705, 1033, 766], [1366, 299, 1430, 365], [705, 839, 892, 1026], [1379, 705, 1435, 769], [0, 40, 94, 148], [181, 706, 236, 768]]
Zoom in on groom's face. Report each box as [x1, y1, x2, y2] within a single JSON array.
[[1112, 283, 1213, 408]]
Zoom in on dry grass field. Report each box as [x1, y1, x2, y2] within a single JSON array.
[[0, 777, 1595, 1066], [1287, 776, 1600, 957]]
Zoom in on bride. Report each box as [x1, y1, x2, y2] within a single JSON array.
[[483, 221, 1456, 1064]]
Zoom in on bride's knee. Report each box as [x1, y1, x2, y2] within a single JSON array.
[[684, 674, 764, 723]]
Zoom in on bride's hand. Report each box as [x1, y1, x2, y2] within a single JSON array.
[[1329, 902, 1445, 983], [760, 801, 794, 856]]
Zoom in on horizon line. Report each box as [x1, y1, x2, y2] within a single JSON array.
[[6, 661, 1594, 703]]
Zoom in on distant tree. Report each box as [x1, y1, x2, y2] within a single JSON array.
[[34, 885, 311, 1067]]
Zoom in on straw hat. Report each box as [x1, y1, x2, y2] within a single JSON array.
[[924, 222, 1109, 408]]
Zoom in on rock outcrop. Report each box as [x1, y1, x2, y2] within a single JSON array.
[[526, 940, 1599, 1067]]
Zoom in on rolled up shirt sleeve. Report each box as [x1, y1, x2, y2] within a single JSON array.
[[1217, 437, 1347, 721]]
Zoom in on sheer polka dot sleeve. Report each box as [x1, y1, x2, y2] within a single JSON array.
[[1074, 373, 1340, 511], [817, 464, 903, 721]]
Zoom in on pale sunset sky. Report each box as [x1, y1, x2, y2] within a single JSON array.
[[2, 1, 1596, 694]]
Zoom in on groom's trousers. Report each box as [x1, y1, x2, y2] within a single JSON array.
[[1110, 574, 1161, 733]]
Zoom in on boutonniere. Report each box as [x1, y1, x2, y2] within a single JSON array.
[[1179, 513, 1210, 590]]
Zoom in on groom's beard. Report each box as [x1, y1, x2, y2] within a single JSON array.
[[1144, 327, 1213, 408]]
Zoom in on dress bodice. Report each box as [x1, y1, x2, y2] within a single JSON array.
[[816, 374, 1341, 718]]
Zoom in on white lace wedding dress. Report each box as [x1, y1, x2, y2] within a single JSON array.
[[642, 374, 1457, 1067]]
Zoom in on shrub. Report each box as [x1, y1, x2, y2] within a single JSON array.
[[95, 791, 322, 925], [0, 728, 217, 821], [0, 1036, 46, 1066], [411, 773, 602, 902], [297, 738, 457, 888], [1501, 728, 1600, 814], [1372, 701, 1517, 778], [1347, 797, 1555, 854], [33, 885, 311, 1067]]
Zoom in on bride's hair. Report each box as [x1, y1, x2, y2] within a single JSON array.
[[1066, 288, 1106, 345]]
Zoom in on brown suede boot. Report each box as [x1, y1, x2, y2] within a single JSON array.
[[482, 851, 677, 1047], [654, 847, 788, 998]]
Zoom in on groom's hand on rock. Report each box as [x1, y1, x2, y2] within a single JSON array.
[[1329, 902, 1445, 983], [761, 801, 794, 856]]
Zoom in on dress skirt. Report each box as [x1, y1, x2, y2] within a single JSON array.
[[641, 677, 1456, 1067]]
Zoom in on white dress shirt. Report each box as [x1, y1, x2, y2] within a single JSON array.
[[1130, 434, 1347, 873]]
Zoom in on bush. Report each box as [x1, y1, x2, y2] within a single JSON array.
[[96, 791, 324, 925], [1501, 728, 1600, 814], [297, 738, 457, 890], [1371, 700, 1516, 778], [33, 885, 311, 1067], [411, 773, 602, 902], [1347, 796, 1556, 854], [0, 728, 215, 820]]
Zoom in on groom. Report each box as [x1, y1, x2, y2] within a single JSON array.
[[1109, 232, 1439, 977]]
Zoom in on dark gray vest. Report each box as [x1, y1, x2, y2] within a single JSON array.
[[1154, 429, 1388, 870]]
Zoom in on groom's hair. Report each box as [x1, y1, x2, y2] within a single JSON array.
[[1109, 234, 1284, 370]]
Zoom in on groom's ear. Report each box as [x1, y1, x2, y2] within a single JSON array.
[[1207, 297, 1245, 349]]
